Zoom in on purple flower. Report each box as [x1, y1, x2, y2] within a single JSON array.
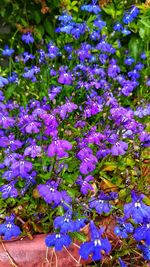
[[124, 191, 150, 223], [22, 52, 35, 63], [79, 155, 98, 175], [24, 142, 42, 158], [2, 45, 14, 56], [111, 141, 128, 156], [0, 134, 22, 151], [77, 147, 93, 160], [3, 153, 21, 167], [79, 221, 111, 261], [25, 121, 41, 134], [45, 233, 72, 251], [47, 43, 59, 58], [2, 170, 16, 181], [11, 159, 33, 177], [0, 113, 15, 128], [0, 181, 18, 199], [37, 180, 62, 204], [76, 175, 94, 195], [58, 72, 73, 85], [47, 139, 72, 158], [21, 32, 34, 44], [0, 215, 21, 240]]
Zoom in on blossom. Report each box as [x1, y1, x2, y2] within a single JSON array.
[[25, 121, 41, 134], [79, 155, 98, 175], [0, 215, 21, 240], [47, 139, 72, 158], [45, 233, 72, 251], [11, 159, 33, 177], [58, 71, 73, 85], [81, 1, 101, 14], [0, 113, 15, 129], [133, 222, 150, 245], [37, 180, 62, 204], [54, 212, 74, 233], [0, 76, 9, 88], [76, 175, 94, 195], [118, 257, 127, 267], [89, 191, 114, 214], [111, 141, 128, 156], [123, 6, 139, 24], [79, 221, 111, 261], [137, 244, 150, 261], [2, 45, 14, 56], [114, 219, 134, 238], [21, 32, 34, 44], [124, 191, 150, 223], [113, 23, 123, 32], [24, 143, 42, 158], [0, 181, 18, 199], [0, 134, 23, 151]]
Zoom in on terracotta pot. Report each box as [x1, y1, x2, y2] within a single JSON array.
[[0, 234, 89, 267]]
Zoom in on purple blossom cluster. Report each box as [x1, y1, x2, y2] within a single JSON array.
[[0, 0, 150, 264]]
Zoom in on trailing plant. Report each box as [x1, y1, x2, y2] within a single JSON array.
[[0, 1, 150, 266]]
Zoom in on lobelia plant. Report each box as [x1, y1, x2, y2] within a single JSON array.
[[0, 0, 150, 266]]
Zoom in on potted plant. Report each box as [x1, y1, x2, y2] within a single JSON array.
[[0, 1, 150, 266]]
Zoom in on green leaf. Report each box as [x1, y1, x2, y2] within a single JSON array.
[[33, 11, 41, 24], [44, 18, 54, 37], [70, 232, 87, 242]]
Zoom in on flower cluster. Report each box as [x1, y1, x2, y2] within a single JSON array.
[[0, 0, 150, 265]]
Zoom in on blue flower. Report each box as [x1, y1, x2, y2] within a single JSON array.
[[118, 257, 127, 267], [58, 12, 73, 23], [114, 218, 134, 238], [124, 57, 135, 65], [89, 191, 115, 214], [113, 23, 123, 32], [124, 191, 150, 223], [79, 221, 111, 261], [133, 222, 150, 245], [94, 17, 106, 30], [54, 212, 74, 233], [122, 28, 131, 35], [137, 244, 150, 261], [45, 233, 72, 251], [21, 32, 34, 44], [2, 45, 14, 56], [123, 6, 139, 24], [0, 215, 21, 240], [81, 1, 101, 14], [0, 76, 9, 88]]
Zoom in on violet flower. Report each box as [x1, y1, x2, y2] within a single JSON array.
[[37, 180, 62, 204], [47, 139, 72, 158], [76, 175, 94, 195]]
